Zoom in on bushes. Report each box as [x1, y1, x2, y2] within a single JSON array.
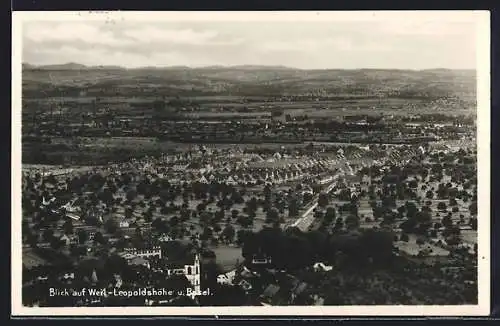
[[319, 259, 477, 305]]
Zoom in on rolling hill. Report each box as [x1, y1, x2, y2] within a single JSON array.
[[22, 63, 476, 102]]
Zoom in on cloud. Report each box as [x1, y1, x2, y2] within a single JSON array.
[[378, 20, 476, 37], [21, 20, 478, 69], [23, 45, 196, 68], [258, 38, 350, 52], [257, 37, 396, 57], [24, 22, 128, 46], [123, 28, 232, 45]]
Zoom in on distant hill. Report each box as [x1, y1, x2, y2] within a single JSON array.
[[22, 62, 476, 102], [30, 62, 88, 70], [24, 63, 299, 71]]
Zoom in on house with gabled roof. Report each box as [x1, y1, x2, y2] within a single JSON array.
[[60, 234, 78, 246], [313, 262, 333, 272], [185, 161, 204, 172], [119, 220, 130, 228], [173, 163, 189, 171], [301, 185, 314, 196], [246, 175, 257, 185], [226, 176, 237, 186]]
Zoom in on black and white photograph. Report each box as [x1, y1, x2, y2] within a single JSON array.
[[11, 11, 490, 316]]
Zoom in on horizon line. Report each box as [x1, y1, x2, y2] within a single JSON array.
[[21, 62, 477, 72]]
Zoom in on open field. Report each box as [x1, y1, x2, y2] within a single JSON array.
[[23, 65, 476, 115], [23, 97, 474, 117], [23, 248, 49, 268]]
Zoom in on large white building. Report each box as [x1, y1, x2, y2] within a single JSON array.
[[123, 246, 162, 259]]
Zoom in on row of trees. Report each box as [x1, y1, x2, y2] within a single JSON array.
[[240, 226, 395, 271]]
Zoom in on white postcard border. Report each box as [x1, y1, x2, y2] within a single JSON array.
[[11, 10, 491, 317]]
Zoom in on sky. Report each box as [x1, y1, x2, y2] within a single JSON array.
[[21, 12, 480, 70]]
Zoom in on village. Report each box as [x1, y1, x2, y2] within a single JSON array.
[[21, 134, 478, 306]]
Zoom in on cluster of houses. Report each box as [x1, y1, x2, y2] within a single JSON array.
[[216, 259, 334, 306], [106, 150, 354, 188], [169, 155, 353, 187]]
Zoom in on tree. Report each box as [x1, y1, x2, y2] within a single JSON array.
[[70, 244, 86, 258], [416, 210, 432, 224], [77, 229, 88, 244], [221, 224, 236, 243], [469, 202, 477, 216], [152, 218, 167, 232], [42, 229, 54, 242], [425, 190, 434, 199], [231, 191, 244, 205], [236, 230, 251, 246], [125, 207, 134, 219], [469, 218, 478, 231], [324, 207, 336, 224], [200, 227, 213, 241], [246, 197, 258, 214], [318, 193, 329, 208], [144, 209, 154, 223], [360, 229, 395, 265], [446, 235, 461, 246], [50, 237, 63, 250], [437, 202, 447, 211], [27, 232, 39, 248], [400, 218, 417, 234], [400, 233, 409, 242], [332, 217, 343, 232], [264, 185, 272, 202], [63, 219, 73, 235], [196, 202, 206, 213], [265, 208, 280, 224], [169, 215, 180, 228], [442, 215, 453, 229], [345, 214, 359, 231], [231, 209, 239, 220], [94, 232, 106, 245], [104, 255, 129, 275], [405, 202, 418, 219], [382, 211, 397, 225], [104, 218, 118, 234], [237, 215, 253, 228]]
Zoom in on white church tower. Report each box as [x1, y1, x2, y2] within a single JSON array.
[[184, 253, 201, 293]]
